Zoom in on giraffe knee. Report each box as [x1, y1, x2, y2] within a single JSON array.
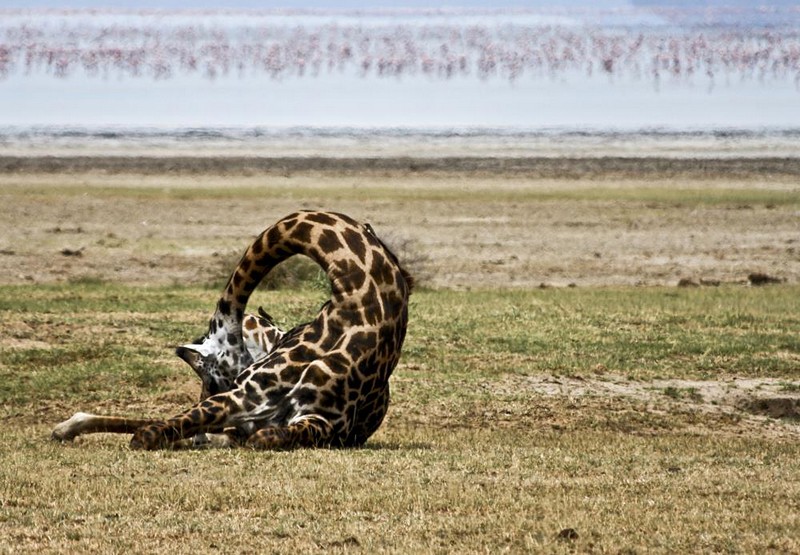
[[130, 423, 169, 450]]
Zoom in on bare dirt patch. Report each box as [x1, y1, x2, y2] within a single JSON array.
[[0, 158, 797, 289], [487, 374, 800, 438]]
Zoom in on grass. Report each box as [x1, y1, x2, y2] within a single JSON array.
[[405, 286, 800, 381], [0, 283, 798, 553], [2, 430, 797, 553], [3, 173, 799, 207], [10, 183, 800, 208]]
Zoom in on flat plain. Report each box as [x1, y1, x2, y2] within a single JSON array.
[[0, 157, 798, 553]]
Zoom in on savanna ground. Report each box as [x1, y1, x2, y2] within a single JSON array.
[[0, 157, 798, 553]]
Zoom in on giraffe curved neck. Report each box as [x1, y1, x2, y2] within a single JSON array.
[[214, 211, 391, 327]]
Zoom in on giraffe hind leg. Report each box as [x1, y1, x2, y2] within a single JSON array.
[[245, 415, 333, 450]]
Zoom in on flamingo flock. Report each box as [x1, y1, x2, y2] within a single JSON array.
[[1, 9, 799, 87]]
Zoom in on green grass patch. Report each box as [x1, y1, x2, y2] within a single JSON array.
[[7, 179, 799, 208], [0, 344, 172, 405], [405, 285, 800, 382], [1, 283, 797, 410]]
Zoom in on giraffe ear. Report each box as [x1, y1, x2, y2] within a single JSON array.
[[176, 345, 203, 366], [176, 345, 214, 387], [175, 345, 228, 400], [178, 341, 213, 357]]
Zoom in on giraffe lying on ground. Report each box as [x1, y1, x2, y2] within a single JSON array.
[[52, 210, 413, 450], [51, 308, 285, 444]]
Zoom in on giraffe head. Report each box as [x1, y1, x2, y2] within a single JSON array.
[[175, 313, 254, 400]]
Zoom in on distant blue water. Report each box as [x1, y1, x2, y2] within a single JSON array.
[[4, 125, 800, 142], [1, 8, 798, 150]]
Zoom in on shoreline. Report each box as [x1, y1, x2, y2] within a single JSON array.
[[3, 155, 800, 179]]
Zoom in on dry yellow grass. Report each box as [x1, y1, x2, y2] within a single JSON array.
[[2, 421, 798, 553]]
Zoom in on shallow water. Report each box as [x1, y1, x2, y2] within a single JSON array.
[[1, 7, 798, 152], [1, 125, 799, 158]]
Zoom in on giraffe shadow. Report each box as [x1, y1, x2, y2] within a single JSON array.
[[357, 441, 433, 451]]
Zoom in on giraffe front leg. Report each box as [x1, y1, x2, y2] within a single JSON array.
[[52, 412, 157, 441], [245, 415, 334, 450], [130, 393, 240, 450]]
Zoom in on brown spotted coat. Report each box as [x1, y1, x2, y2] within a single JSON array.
[[130, 211, 413, 450]]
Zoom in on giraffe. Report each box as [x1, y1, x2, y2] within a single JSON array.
[[53, 211, 413, 450]]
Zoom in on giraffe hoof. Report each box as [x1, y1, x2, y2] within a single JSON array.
[[51, 411, 90, 441]]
